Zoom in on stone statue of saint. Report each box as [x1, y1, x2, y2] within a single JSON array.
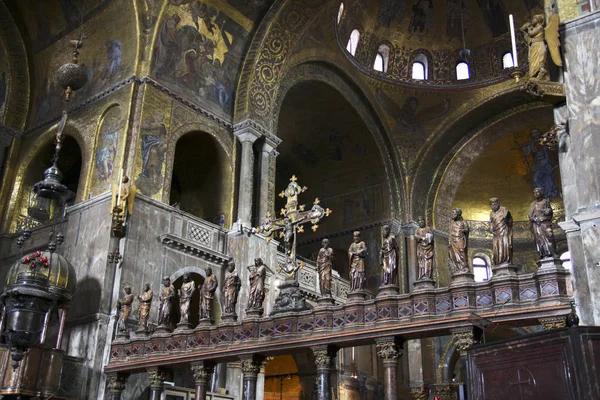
[[178, 273, 195, 324], [489, 197, 513, 266], [415, 216, 434, 280], [116, 284, 134, 332], [448, 208, 470, 274], [520, 13, 562, 81], [223, 259, 241, 314], [137, 283, 153, 332], [200, 267, 218, 321], [247, 258, 267, 310], [110, 175, 136, 217], [157, 276, 174, 327], [528, 187, 558, 259], [349, 231, 367, 292], [316, 238, 334, 296], [380, 225, 398, 286]]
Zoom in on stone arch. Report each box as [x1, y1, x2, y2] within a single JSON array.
[[272, 61, 404, 218]]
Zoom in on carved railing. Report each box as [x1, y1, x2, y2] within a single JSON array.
[[277, 253, 350, 303], [106, 268, 571, 374]]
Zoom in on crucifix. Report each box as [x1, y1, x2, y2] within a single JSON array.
[[254, 175, 332, 283]]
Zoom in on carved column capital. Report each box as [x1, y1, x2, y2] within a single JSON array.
[[539, 316, 566, 330], [311, 345, 337, 371], [106, 372, 129, 393], [190, 362, 215, 384], [375, 337, 403, 365], [147, 367, 168, 388], [240, 355, 263, 377], [450, 327, 478, 357], [410, 387, 428, 400]]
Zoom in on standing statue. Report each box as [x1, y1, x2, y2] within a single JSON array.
[[380, 225, 398, 286], [348, 231, 367, 292], [223, 259, 241, 315], [489, 197, 513, 266], [415, 216, 434, 280], [520, 13, 562, 81], [528, 187, 558, 259], [116, 284, 134, 333], [137, 283, 153, 332], [157, 276, 174, 327], [199, 267, 218, 321], [316, 238, 334, 297], [247, 258, 267, 310], [178, 273, 195, 325], [110, 175, 136, 217], [448, 208, 470, 274]]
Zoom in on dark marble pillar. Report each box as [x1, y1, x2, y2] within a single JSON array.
[[233, 125, 261, 229], [147, 367, 168, 400], [312, 345, 338, 400], [106, 372, 129, 400], [375, 337, 403, 400], [191, 362, 215, 400], [240, 355, 263, 400]]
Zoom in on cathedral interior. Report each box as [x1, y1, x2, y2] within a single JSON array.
[[0, 0, 599, 399]]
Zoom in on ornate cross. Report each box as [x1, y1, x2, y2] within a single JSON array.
[[254, 175, 332, 282]]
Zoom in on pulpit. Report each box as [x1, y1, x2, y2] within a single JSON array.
[[467, 326, 600, 399]]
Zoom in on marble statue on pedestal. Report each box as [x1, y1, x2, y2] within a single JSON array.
[[489, 197, 513, 266], [380, 225, 398, 286], [448, 208, 470, 275], [200, 267, 218, 321], [316, 238, 333, 297], [247, 258, 266, 311], [223, 259, 241, 315], [415, 216, 434, 280], [349, 231, 367, 292], [137, 283, 153, 332], [116, 284, 134, 333], [178, 273, 195, 325], [528, 187, 558, 259], [157, 276, 174, 328]]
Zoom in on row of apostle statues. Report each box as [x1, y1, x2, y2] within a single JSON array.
[[116, 188, 559, 333], [116, 258, 269, 335]]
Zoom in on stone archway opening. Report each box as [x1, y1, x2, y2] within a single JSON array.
[[169, 131, 232, 226], [265, 355, 302, 400]]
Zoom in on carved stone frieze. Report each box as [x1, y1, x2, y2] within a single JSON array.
[[159, 233, 229, 265], [539, 316, 567, 330]]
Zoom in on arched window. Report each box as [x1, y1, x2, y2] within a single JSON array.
[[502, 52, 514, 69], [472, 256, 489, 282], [456, 62, 470, 80], [337, 3, 344, 24], [373, 44, 390, 72], [412, 54, 428, 80], [346, 29, 360, 56]]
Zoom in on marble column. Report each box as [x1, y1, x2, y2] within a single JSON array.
[[106, 372, 129, 400], [240, 355, 263, 400], [375, 337, 403, 400], [233, 123, 262, 230], [311, 345, 338, 400], [558, 12, 600, 325], [257, 135, 281, 224], [147, 367, 167, 400], [191, 362, 215, 400]]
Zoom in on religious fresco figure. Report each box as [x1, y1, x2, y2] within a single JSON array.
[[489, 197, 513, 266], [137, 283, 153, 332], [528, 187, 558, 259], [199, 267, 218, 321], [409, 0, 433, 34], [152, 14, 182, 79], [95, 119, 118, 183], [158, 276, 175, 327], [349, 231, 367, 292], [520, 13, 562, 81], [448, 208, 470, 274], [522, 128, 560, 199], [446, 0, 470, 42], [138, 111, 170, 193], [247, 258, 267, 310], [178, 273, 195, 324], [116, 284, 134, 333], [415, 216, 434, 280], [380, 225, 398, 286], [223, 259, 241, 314], [316, 238, 334, 297]]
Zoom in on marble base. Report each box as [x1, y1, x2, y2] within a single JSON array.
[[245, 308, 264, 318], [197, 318, 214, 327], [115, 331, 130, 340], [135, 328, 150, 336], [450, 271, 475, 285], [221, 313, 238, 323], [537, 256, 563, 271], [347, 291, 367, 302], [377, 285, 399, 297], [175, 321, 193, 331], [412, 278, 435, 291], [154, 324, 171, 334], [492, 263, 518, 278], [271, 281, 309, 315], [316, 296, 335, 306]]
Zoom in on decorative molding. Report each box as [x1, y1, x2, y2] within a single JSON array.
[[160, 233, 229, 265]]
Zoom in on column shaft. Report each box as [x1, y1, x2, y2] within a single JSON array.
[[375, 338, 403, 400], [191, 362, 215, 400], [240, 356, 263, 400], [312, 345, 337, 400], [257, 137, 280, 223]]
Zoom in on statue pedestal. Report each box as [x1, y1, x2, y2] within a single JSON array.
[[245, 308, 264, 319], [175, 321, 193, 331], [154, 324, 172, 334], [450, 271, 475, 286], [316, 296, 335, 306], [377, 285, 399, 297], [135, 328, 150, 337], [412, 278, 435, 292], [537, 257, 563, 271], [271, 281, 309, 315], [347, 291, 367, 302], [221, 313, 238, 323], [115, 331, 130, 340], [492, 263, 518, 279], [197, 318, 213, 327]]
